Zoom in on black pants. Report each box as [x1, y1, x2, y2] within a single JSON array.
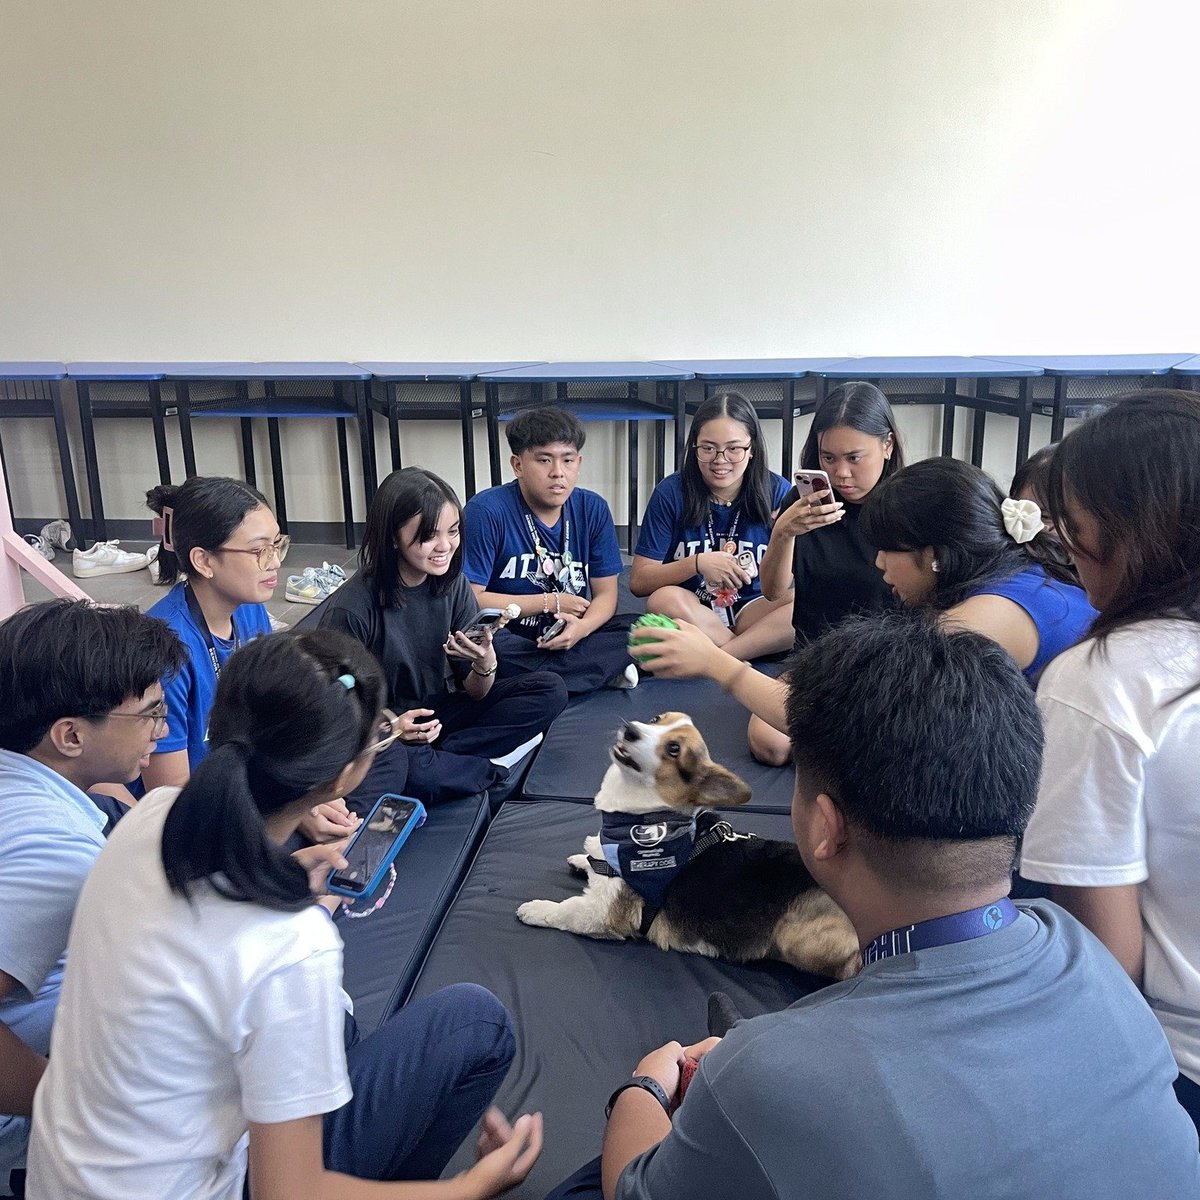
[[1174, 1072, 1200, 1140], [495, 615, 639, 696], [345, 672, 567, 809]]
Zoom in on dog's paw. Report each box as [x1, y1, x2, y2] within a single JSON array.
[[517, 900, 560, 928], [583, 834, 602, 858], [567, 853, 590, 875]]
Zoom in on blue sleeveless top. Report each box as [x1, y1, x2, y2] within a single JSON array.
[[969, 565, 1097, 683]]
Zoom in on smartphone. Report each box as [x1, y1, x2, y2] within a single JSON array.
[[461, 608, 504, 644], [538, 616, 567, 644], [794, 469, 833, 503], [326, 794, 427, 898], [735, 549, 758, 580]]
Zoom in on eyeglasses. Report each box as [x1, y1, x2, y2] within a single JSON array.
[[695, 443, 752, 464], [368, 710, 402, 755], [105, 701, 169, 738], [215, 535, 291, 570]]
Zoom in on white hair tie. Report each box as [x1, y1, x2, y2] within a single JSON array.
[[1001, 496, 1043, 545]]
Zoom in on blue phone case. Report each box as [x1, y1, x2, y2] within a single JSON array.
[[325, 793, 427, 898]]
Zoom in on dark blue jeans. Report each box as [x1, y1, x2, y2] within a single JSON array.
[[544, 1157, 604, 1199], [325, 983, 515, 1180]]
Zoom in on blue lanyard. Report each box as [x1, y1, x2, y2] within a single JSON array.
[[184, 584, 238, 680], [863, 898, 1019, 966]]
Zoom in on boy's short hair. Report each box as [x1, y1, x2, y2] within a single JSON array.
[[784, 612, 1042, 889], [0, 600, 187, 753], [506, 407, 586, 455]]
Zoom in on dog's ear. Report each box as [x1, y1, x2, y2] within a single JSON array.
[[696, 762, 752, 808]]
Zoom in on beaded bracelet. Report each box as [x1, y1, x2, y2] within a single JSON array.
[[340, 862, 397, 919]]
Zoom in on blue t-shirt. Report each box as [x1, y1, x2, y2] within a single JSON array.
[[147, 583, 272, 768], [463, 481, 624, 639], [634, 471, 790, 607], [970, 565, 1097, 682], [0, 750, 107, 1183]]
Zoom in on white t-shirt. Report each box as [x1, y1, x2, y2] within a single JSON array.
[[26, 788, 352, 1200], [1021, 619, 1200, 1082]]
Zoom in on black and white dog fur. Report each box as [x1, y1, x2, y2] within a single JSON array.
[[517, 712, 861, 980]]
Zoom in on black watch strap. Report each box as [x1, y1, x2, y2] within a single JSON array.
[[605, 1075, 672, 1119]]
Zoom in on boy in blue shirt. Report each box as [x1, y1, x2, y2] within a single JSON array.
[[463, 408, 639, 694]]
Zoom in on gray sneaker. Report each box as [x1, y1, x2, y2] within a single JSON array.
[[24, 533, 55, 561], [40, 519, 76, 552]]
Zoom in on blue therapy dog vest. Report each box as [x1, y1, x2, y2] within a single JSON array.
[[589, 810, 752, 934]]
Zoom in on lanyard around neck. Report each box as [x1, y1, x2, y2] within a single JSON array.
[[184, 583, 238, 680], [522, 497, 572, 589], [863, 897, 1019, 966], [705, 499, 741, 552]]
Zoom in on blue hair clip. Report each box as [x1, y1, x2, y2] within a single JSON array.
[[336, 673, 356, 690]]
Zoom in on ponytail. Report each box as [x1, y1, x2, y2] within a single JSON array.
[[146, 476, 270, 587], [162, 741, 311, 910], [160, 629, 386, 912]]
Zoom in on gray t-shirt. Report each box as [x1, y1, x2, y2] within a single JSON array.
[[618, 902, 1200, 1200], [318, 571, 479, 712]]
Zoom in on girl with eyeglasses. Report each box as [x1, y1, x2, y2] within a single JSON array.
[[27, 629, 540, 1200], [142, 478, 353, 842], [630, 393, 794, 660]]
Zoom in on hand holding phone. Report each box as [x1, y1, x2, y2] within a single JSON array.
[[794, 469, 834, 502], [775, 470, 844, 538], [461, 608, 504, 644], [538, 616, 567, 644], [326, 794, 427, 898]]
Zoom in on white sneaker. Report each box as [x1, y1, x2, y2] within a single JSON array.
[[489, 732, 544, 770], [73, 540, 151, 578], [607, 662, 640, 689], [24, 534, 55, 561], [285, 562, 348, 605], [146, 544, 168, 585], [40, 519, 76, 552]]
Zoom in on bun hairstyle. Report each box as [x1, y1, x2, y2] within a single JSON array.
[[681, 392, 774, 529], [146, 476, 270, 586], [160, 629, 385, 912], [861, 457, 1076, 611], [359, 467, 464, 608], [799, 382, 905, 482]]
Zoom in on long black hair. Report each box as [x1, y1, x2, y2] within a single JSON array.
[[146, 476, 270, 586], [359, 468, 464, 608], [160, 629, 385, 911], [861, 457, 1076, 611], [681, 392, 774, 529], [799, 382, 905, 482], [1047, 389, 1200, 643]]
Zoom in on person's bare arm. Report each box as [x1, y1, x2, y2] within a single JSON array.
[[1051, 884, 1145, 987], [0, 971, 47, 1116], [141, 748, 190, 792], [941, 594, 1040, 673], [628, 554, 699, 597]]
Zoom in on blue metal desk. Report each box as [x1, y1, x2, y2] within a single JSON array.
[[0, 362, 82, 537], [356, 362, 544, 499], [651, 359, 848, 475], [478, 362, 694, 552]]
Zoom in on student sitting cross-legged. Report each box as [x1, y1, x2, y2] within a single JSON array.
[[26, 629, 541, 1200], [319, 468, 568, 803], [463, 407, 640, 694], [0, 600, 185, 1199], [548, 612, 1200, 1200]]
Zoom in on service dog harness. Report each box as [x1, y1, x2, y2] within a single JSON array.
[[588, 810, 754, 935]]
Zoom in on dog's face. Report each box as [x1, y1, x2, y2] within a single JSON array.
[[608, 713, 751, 812]]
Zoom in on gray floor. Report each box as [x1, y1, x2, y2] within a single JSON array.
[[17, 540, 360, 625]]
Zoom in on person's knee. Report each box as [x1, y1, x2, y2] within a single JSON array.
[[646, 586, 690, 620], [748, 720, 792, 768], [433, 984, 515, 1070]]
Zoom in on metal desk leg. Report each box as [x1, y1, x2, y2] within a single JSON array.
[[970, 379, 988, 468], [780, 380, 796, 475], [50, 380, 84, 536], [336, 417, 355, 549], [486, 383, 503, 486], [626, 419, 639, 555], [75, 381, 107, 542], [459, 381, 478, 499], [266, 416, 288, 535], [386, 383, 402, 471], [148, 381, 172, 484], [177, 382, 198, 477], [1014, 377, 1033, 469], [940, 379, 957, 458], [352, 381, 378, 502], [673, 380, 687, 469], [1050, 377, 1067, 443]]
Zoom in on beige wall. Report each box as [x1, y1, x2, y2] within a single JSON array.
[[1, 0, 1195, 523]]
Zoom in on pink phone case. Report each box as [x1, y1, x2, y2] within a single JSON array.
[[794, 470, 832, 501]]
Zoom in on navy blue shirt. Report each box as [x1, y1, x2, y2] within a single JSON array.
[[463, 482, 623, 639], [635, 471, 790, 608]]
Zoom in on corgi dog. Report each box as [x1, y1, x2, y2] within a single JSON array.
[[516, 712, 861, 980]]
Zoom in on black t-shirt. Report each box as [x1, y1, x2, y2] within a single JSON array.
[[317, 571, 479, 711], [780, 486, 895, 644]]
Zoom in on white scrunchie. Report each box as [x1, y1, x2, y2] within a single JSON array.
[[1001, 496, 1043, 544]]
